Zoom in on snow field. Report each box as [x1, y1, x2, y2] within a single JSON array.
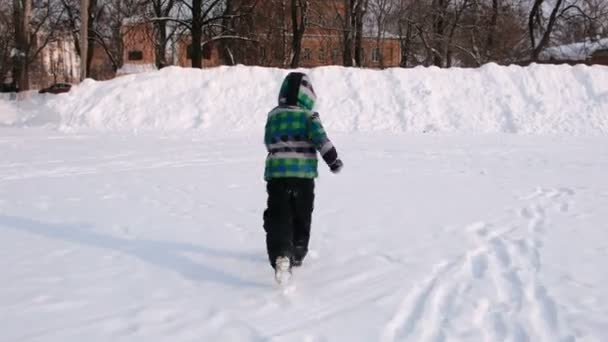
[[1, 131, 607, 341], [1, 63, 607, 341]]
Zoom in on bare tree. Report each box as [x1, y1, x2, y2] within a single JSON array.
[[13, 0, 32, 90], [290, 0, 309, 67], [341, 0, 354, 66], [552, 0, 608, 43], [149, 0, 175, 68], [393, 0, 420, 67], [529, 0, 564, 61], [79, 0, 87, 80], [393, 0, 520, 67], [0, 0, 15, 83], [354, 0, 369, 66], [61, 0, 144, 77], [369, 0, 394, 67], [338, 0, 367, 67], [11, 0, 66, 90], [100, 0, 144, 71], [61, 0, 97, 76], [223, 0, 292, 67], [485, 0, 499, 61], [148, 0, 256, 68], [219, 0, 234, 65], [430, 0, 448, 66]]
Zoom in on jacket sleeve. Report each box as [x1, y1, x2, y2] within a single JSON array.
[[264, 114, 272, 152], [308, 112, 339, 167]]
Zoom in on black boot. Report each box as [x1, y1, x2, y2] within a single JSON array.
[[292, 245, 307, 267]]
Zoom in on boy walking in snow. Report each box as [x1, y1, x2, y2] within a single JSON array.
[[263, 72, 343, 280]]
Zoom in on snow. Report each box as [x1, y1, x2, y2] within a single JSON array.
[[542, 38, 608, 61], [1, 65, 608, 341], [1, 64, 608, 133], [122, 16, 147, 26], [1, 130, 607, 341], [117, 63, 158, 76]]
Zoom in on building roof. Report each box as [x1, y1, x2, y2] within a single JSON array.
[[541, 38, 608, 60]]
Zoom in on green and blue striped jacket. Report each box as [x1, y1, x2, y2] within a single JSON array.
[[264, 73, 338, 180]]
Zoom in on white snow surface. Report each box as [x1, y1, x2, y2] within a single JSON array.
[[1, 64, 608, 133], [1, 129, 607, 342], [117, 63, 158, 76], [1, 65, 608, 341]]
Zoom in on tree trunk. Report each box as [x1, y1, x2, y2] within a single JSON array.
[[528, 0, 543, 56], [80, 0, 88, 81], [486, 0, 499, 62], [400, 20, 412, 67], [354, 0, 366, 67], [432, 0, 447, 67], [290, 0, 307, 68], [531, 0, 563, 61], [152, 0, 174, 68], [155, 21, 168, 68], [443, 0, 468, 68], [220, 0, 235, 65], [13, 0, 31, 90], [342, 0, 353, 66], [12, 0, 21, 90], [153, 5, 168, 68], [281, 0, 287, 66], [85, 0, 96, 77], [191, 0, 203, 68]]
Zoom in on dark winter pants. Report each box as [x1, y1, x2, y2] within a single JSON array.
[[263, 178, 314, 268]]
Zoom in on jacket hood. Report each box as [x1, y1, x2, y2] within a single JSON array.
[[278, 72, 316, 111]]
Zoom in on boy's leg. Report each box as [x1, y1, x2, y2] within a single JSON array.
[[263, 179, 294, 268], [292, 179, 314, 265]]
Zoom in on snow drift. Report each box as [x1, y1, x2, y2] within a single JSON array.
[[1, 63, 608, 133]]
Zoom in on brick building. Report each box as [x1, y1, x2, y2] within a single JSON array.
[[121, 0, 401, 70], [239, 0, 401, 68], [174, 37, 221, 68], [31, 34, 80, 89], [591, 49, 608, 65], [119, 21, 159, 75], [12, 32, 115, 89]]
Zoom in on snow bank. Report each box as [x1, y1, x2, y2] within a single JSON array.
[[116, 63, 157, 76], [1, 64, 608, 133], [0, 95, 17, 125]]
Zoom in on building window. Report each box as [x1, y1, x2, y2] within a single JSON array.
[[371, 48, 381, 62], [128, 50, 143, 61], [303, 48, 312, 61], [319, 48, 325, 62]]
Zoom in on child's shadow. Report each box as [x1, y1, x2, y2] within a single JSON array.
[[0, 215, 268, 288]]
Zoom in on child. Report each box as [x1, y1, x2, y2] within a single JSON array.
[[263, 72, 343, 282]]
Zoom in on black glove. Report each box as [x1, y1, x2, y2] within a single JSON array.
[[329, 159, 343, 174]]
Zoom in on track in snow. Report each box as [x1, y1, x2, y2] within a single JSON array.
[[1, 130, 607, 342], [383, 187, 576, 342]]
